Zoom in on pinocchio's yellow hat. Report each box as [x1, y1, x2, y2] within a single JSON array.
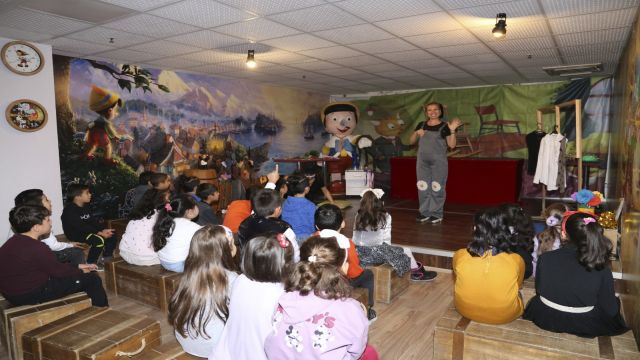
[[89, 85, 122, 112]]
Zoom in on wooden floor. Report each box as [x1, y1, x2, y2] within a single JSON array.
[[0, 272, 453, 360]]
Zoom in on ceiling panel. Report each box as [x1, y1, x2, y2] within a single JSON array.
[[262, 34, 337, 51], [349, 38, 418, 54], [333, 0, 441, 22], [166, 30, 247, 49], [130, 40, 202, 56], [556, 28, 630, 47], [331, 55, 389, 67], [150, 0, 255, 28], [268, 4, 365, 32], [430, 71, 477, 80], [450, 0, 545, 26], [487, 36, 555, 52], [447, 53, 502, 65], [212, 18, 300, 41], [44, 37, 114, 55], [429, 43, 492, 57], [181, 49, 238, 63], [102, 14, 199, 38], [460, 61, 511, 72], [146, 56, 206, 69], [299, 46, 364, 60], [395, 58, 452, 70], [314, 24, 395, 45], [216, 0, 325, 16], [406, 29, 479, 48], [67, 27, 153, 48], [289, 60, 343, 71], [99, 0, 180, 11], [0, 25, 53, 42], [541, 0, 639, 18], [93, 48, 157, 63], [376, 49, 436, 62], [0, 8, 92, 36], [375, 12, 463, 37], [437, 0, 514, 10], [549, 9, 636, 34]]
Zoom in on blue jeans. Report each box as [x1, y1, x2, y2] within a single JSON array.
[[160, 260, 184, 273]]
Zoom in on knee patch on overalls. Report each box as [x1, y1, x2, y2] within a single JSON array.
[[417, 180, 428, 191], [431, 181, 442, 192]]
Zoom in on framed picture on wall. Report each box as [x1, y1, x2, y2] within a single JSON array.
[[1, 41, 44, 76], [5, 99, 48, 132]]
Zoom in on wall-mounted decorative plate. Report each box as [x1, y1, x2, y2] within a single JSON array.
[[1, 41, 44, 76], [5, 99, 47, 132]]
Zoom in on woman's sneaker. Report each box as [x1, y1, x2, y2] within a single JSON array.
[[416, 214, 429, 222], [367, 307, 377, 324], [426, 216, 442, 224], [411, 267, 437, 282]]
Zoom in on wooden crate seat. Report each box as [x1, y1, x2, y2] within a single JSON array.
[[104, 259, 181, 313], [434, 306, 639, 359], [351, 287, 368, 308], [0, 293, 91, 360], [132, 340, 206, 360], [22, 307, 161, 360], [366, 264, 410, 304]]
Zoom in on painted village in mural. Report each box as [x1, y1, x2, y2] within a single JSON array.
[[54, 55, 327, 217]]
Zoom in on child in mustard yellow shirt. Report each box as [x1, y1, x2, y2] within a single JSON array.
[[453, 208, 524, 324]]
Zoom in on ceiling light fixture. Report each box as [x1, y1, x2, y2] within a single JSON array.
[[492, 13, 507, 38], [542, 63, 603, 76], [246, 50, 256, 69]]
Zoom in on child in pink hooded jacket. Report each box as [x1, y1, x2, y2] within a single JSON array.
[[264, 235, 369, 359]]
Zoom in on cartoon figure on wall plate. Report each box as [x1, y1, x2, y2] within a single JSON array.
[[320, 102, 372, 194]]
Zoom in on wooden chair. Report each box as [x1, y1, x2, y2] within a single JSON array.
[[475, 105, 521, 136]]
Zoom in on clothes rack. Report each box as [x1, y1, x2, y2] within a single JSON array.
[[535, 99, 583, 215]]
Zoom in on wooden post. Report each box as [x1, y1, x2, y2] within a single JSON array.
[[575, 99, 583, 190]]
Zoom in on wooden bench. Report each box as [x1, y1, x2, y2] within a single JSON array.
[[434, 306, 639, 359], [0, 293, 91, 360], [367, 264, 410, 304], [22, 307, 161, 360], [105, 258, 181, 313], [132, 340, 206, 359]]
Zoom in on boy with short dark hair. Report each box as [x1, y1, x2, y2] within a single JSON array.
[[13, 189, 86, 266], [194, 183, 221, 226], [0, 205, 108, 307], [237, 188, 299, 261], [61, 184, 116, 268], [314, 204, 377, 322], [281, 175, 316, 243]]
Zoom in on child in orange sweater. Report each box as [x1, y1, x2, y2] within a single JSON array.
[[314, 204, 376, 322]]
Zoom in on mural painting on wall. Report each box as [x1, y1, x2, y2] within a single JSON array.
[[53, 55, 327, 218], [347, 78, 613, 199]]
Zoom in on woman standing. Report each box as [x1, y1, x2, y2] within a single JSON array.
[[409, 102, 461, 224]]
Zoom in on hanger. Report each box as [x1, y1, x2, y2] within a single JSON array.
[[551, 125, 559, 134], [535, 121, 544, 133]]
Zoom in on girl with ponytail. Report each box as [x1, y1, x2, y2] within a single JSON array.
[[264, 235, 372, 359], [524, 212, 628, 337], [152, 194, 201, 272]]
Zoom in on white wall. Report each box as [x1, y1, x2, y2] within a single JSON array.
[[0, 37, 63, 244]]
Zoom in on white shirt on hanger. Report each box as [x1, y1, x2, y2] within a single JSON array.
[[533, 133, 565, 191]]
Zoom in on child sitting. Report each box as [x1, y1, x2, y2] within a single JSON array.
[[223, 186, 258, 233], [13, 189, 85, 266], [264, 235, 369, 359], [237, 188, 299, 262], [121, 171, 154, 217], [150, 172, 172, 191], [524, 212, 628, 337], [532, 203, 569, 275], [353, 188, 437, 281], [169, 225, 238, 357], [0, 205, 107, 307], [212, 233, 293, 360], [61, 183, 116, 267], [195, 183, 221, 226], [281, 174, 316, 243], [118, 189, 168, 266], [499, 203, 535, 279], [453, 208, 524, 324], [314, 204, 377, 322], [152, 194, 201, 273]]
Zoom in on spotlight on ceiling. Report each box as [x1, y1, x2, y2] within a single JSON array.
[[246, 50, 256, 69], [492, 13, 507, 38]]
